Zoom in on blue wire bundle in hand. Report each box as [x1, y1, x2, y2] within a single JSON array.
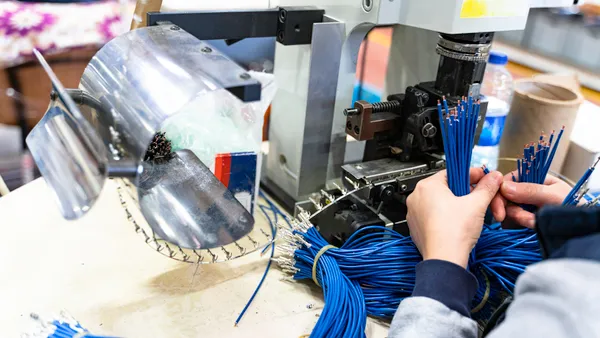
[[437, 96, 481, 196]]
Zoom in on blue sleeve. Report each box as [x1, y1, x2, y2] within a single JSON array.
[[412, 259, 478, 318], [536, 206, 600, 260]]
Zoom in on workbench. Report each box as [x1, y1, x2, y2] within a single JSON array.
[[0, 179, 389, 337]]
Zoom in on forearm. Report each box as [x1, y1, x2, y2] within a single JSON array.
[[487, 207, 600, 337], [487, 259, 600, 338], [388, 260, 478, 338]]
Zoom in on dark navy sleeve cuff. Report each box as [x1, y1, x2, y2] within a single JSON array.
[[412, 259, 478, 318], [536, 206, 600, 260]]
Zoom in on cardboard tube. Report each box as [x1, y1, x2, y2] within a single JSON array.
[[498, 79, 583, 175]]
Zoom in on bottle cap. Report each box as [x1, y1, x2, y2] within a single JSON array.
[[488, 51, 508, 65]]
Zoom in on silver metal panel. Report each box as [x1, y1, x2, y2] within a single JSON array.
[[267, 19, 346, 198], [26, 51, 108, 220], [80, 24, 260, 161], [138, 150, 254, 249], [27, 25, 260, 250], [327, 24, 375, 183], [343, 159, 428, 184]]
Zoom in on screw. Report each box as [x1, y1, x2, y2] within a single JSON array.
[[380, 185, 395, 202], [201, 46, 212, 53], [400, 184, 408, 192], [353, 126, 360, 134], [170, 25, 180, 31], [344, 108, 360, 116], [277, 30, 285, 42], [240, 73, 251, 80]]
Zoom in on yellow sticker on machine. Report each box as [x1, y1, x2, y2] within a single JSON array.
[[460, 0, 528, 18]]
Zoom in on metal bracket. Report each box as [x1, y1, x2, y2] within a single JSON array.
[[147, 7, 324, 45]]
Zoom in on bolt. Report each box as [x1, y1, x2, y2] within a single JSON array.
[[400, 184, 408, 192], [380, 185, 394, 202], [344, 108, 360, 116], [240, 73, 251, 80], [170, 25, 180, 31], [421, 123, 437, 138], [201, 46, 212, 53], [353, 126, 360, 134]]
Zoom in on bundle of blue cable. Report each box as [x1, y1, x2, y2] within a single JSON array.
[[437, 96, 481, 196], [275, 97, 594, 336], [277, 212, 421, 337]]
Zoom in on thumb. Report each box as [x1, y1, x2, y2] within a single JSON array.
[[500, 181, 561, 206], [467, 171, 503, 209]]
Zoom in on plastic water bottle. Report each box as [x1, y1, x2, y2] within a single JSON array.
[[472, 51, 514, 170]]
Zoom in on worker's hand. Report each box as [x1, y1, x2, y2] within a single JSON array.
[[406, 168, 503, 268], [490, 172, 572, 229]]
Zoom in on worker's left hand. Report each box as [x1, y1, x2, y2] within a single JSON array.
[[490, 172, 572, 228], [406, 168, 503, 268]]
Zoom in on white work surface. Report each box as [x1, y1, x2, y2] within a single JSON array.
[[0, 179, 389, 337]]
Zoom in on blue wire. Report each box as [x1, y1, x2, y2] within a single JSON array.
[[234, 195, 282, 326]]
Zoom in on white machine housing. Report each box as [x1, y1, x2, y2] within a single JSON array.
[[264, 0, 577, 203]]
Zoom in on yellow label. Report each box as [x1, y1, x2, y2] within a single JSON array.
[[460, 0, 527, 18]]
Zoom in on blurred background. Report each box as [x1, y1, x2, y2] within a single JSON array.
[[1, 0, 600, 193]]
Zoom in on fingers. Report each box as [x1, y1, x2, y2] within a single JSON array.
[[543, 174, 560, 185], [467, 171, 503, 209], [506, 205, 535, 229], [469, 167, 485, 185], [503, 170, 518, 182], [504, 170, 560, 185], [429, 170, 449, 186], [500, 181, 564, 206], [490, 194, 507, 222]]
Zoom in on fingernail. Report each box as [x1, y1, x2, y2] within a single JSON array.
[[503, 181, 517, 193], [527, 219, 535, 228]]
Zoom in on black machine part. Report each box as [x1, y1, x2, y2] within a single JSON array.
[[147, 7, 324, 46], [295, 157, 444, 246], [435, 33, 493, 98]]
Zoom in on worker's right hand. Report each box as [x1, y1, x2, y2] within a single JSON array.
[[406, 168, 503, 268], [490, 172, 572, 229]]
